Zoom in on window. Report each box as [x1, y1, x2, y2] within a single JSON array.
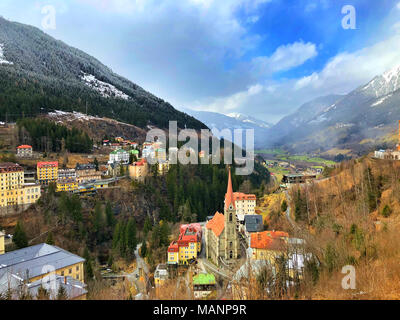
[[69, 268, 72, 274], [229, 213, 233, 222]]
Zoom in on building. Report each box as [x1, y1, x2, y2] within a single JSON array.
[[205, 169, 240, 267], [109, 149, 129, 165], [56, 179, 78, 193], [243, 215, 263, 238], [75, 163, 101, 183], [0, 231, 4, 255], [16, 145, 33, 158], [155, 148, 167, 162], [129, 158, 148, 181], [58, 169, 76, 181], [142, 146, 155, 159], [282, 174, 317, 186], [233, 192, 256, 215], [0, 163, 41, 208], [0, 244, 86, 300], [157, 161, 170, 175], [167, 241, 179, 265], [374, 149, 400, 160], [0, 243, 85, 283], [167, 223, 202, 265], [154, 264, 169, 287], [250, 231, 289, 263], [37, 161, 58, 185], [192, 273, 216, 299]]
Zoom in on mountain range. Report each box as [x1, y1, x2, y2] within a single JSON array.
[[0, 17, 205, 131], [265, 64, 400, 156], [181, 108, 272, 148]]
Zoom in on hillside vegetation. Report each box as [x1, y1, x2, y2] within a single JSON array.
[[283, 157, 400, 299]]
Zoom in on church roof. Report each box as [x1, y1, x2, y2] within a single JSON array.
[[205, 212, 225, 237], [225, 169, 235, 209]]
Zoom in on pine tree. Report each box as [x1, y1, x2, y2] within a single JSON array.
[[105, 202, 115, 227], [56, 285, 68, 300], [143, 217, 152, 236], [125, 218, 137, 258], [140, 240, 148, 258], [46, 231, 54, 245], [13, 221, 28, 249]]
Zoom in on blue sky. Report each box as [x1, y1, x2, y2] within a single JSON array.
[[2, 0, 400, 122]]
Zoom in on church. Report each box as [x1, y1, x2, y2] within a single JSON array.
[[205, 169, 240, 267]]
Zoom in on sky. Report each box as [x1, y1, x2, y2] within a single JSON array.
[[1, 0, 400, 123]]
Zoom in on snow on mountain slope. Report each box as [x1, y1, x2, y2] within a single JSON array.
[[81, 72, 130, 100], [360, 64, 400, 98], [227, 112, 272, 128], [0, 43, 13, 65]]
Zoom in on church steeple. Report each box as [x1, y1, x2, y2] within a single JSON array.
[[225, 168, 235, 209]]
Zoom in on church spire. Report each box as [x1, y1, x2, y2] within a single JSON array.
[[225, 167, 235, 209]]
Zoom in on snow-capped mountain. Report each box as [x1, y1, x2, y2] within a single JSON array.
[[226, 113, 272, 129], [182, 109, 272, 148], [266, 64, 400, 155]]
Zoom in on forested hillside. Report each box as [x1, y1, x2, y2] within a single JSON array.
[[17, 118, 93, 153], [0, 17, 205, 130]]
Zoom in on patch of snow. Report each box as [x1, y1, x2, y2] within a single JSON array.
[[81, 72, 130, 100], [0, 43, 13, 65], [335, 123, 354, 129], [309, 114, 328, 124], [371, 94, 392, 107]]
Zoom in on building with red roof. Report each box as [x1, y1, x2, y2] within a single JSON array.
[[37, 161, 58, 185], [16, 145, 33, 158], [250, 230, 289, 262], [167, 223, 203, 265]]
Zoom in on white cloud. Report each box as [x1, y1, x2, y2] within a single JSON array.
[[194, 33, 400, 123], [252, 41, 318, 74]]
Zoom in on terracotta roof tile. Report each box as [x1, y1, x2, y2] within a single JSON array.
[[206, 212, 225, 237]]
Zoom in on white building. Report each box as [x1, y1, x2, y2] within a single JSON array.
[[108, 149, 129, 165], [16, 145, 33, 158]]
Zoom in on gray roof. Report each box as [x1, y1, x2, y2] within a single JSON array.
[[0, 244, 85, 281], [0, 273, 87, 300], [76, 163, 96, 170], [244, 215, 263, 233]]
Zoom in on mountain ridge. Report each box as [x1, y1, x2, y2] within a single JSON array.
[[0, 17, 206, 131]]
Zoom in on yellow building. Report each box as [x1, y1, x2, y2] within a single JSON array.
[[168, 224, 202, 265], [0, 244, 87, 299], [129, 158, 148, 181], [37, 161, 59, 185], [0, 231, 5, 255], [0, 243, 85, 283], [0, 163, 41, 208], [56, 179, 78, 193], [250, 231, 289, 265]]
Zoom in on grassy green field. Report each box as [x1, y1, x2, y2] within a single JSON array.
[[255, 148, 288, 155], [267, 166, 291, 182], [277, 155, 336, 166]]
